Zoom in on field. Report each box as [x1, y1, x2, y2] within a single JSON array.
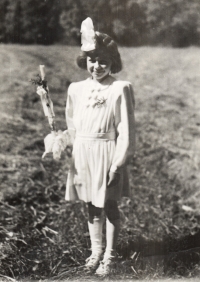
[[0, 44, 200, 281]]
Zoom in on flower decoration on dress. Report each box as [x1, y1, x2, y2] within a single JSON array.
[[95, 97, 107, 107], [81, 17, 96, 51], [86, 96, 107, 108]]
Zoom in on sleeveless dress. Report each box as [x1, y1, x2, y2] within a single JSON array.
[[65, 75, 135, 208]]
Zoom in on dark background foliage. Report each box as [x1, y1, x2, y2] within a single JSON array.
[[0, 0, 200, 47]]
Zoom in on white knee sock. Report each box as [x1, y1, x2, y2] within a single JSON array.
[[104, 218, 120, 259], [88, 216, 103, 255]]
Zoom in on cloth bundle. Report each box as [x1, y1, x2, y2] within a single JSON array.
[[42, 130, 71, 160]]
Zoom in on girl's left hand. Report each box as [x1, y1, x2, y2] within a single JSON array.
[[107, 171, 120, 188]]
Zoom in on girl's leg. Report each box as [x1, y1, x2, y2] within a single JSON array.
[[88, 202, 103, 254], [85, 202, 103, 271], [96, 200, 120, 275], [104, 200, 120, 258]]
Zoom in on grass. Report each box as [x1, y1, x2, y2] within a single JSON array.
[[0, 44, 200, 281]]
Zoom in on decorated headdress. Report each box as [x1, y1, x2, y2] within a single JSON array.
[[78, 18, 122, 74], [81, 17, 96, 52]]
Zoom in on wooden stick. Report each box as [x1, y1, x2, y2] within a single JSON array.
[[39, 65, 56, 131], [39, 65, 45, 80]]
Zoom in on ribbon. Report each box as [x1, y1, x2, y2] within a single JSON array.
[[42, 130, 71, 160], [36, 65, 56, 132], [81, 17, 96, 51], [36, 86, 55, 117]]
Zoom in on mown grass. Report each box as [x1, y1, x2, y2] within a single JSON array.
[[0, 44, 200, 281]]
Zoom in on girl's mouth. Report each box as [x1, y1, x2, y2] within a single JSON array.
[[94, 71, 104, 75]]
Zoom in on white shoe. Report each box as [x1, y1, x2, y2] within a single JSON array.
[[85, 252, 102, 272], [95, 256, 116, 276]]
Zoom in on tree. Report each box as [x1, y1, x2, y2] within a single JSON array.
[[111, 0, 147, 45], [59, 0, 113, 45], [59, 0, 84, 44], [0, 0, 9, 42], [82, 0, 114, 37], [3, 0, 62, 44], [0, 0, 200, 46], [4, 0, 23, 43], [143, 0, 200, 47], [20, 0, 61, 44]]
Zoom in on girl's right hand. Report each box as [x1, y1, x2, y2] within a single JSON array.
[[107, 171, 120, 188]]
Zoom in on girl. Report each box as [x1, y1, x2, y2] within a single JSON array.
[[65, 18, 135, 276]]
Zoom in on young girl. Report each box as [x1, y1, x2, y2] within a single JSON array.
[[65, 18, 135, 276]]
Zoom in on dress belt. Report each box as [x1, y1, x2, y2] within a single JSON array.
[[76, 131, 116, 141]]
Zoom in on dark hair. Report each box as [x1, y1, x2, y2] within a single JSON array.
[[76, 32, 122, 74]]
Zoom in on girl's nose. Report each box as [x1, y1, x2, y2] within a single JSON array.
[[94, 61, 100, 68]]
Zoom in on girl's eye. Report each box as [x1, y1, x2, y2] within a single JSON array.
[[88, 58, 96, 63], [100, 61, 107, 65]]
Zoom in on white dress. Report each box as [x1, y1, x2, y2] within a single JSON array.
[[65, 75, 135, 208]]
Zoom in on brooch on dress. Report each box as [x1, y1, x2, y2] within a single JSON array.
[[94, 97, 107, 107], [86, 96, 107, 108]]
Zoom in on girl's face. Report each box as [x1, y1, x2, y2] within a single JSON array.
[[86, 52, 112, 82]]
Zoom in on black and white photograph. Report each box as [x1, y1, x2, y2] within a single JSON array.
[[0, 1, 200, 281]]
